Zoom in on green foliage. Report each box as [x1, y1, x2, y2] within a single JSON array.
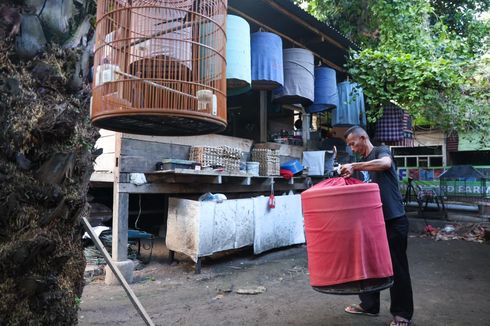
[[429, 0, 490, 38], [75, 296, 82, 308], [296, 0, 490, 138], [295, 0, 380, 47]]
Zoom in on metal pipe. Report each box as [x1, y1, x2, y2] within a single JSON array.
[[405, 202, 479, 212]]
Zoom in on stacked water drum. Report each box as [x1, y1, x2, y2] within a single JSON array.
[[226, 15, 251, 96], [306, 67, 339, 113], [251, 31, 284, 90], [272, 48, 315, 105]]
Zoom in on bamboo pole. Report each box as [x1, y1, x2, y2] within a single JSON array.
[[82, 217, 155, 326]]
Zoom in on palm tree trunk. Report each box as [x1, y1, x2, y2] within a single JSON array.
[[0, 1, 97, 324]]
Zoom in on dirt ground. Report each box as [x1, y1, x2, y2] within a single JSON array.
[[78, 230, 490, 326]]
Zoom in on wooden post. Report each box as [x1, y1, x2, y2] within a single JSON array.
[[112, 132, 129, 261], [260, 90, 267, 142], [302, 112, 310, 146]]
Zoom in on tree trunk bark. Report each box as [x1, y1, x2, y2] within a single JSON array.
[[0, 1, 97, 324]]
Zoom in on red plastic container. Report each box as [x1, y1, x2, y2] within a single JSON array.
[[301, 178, 393, 294]]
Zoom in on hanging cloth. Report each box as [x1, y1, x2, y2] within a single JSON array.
[[384, 111, 415, 147], [331, 81, 366, 126], [374, 103, 404, 142]]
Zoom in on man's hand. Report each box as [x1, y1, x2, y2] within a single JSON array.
[[340, 163, 354, 178]]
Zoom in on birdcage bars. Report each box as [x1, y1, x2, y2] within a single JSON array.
[[91, 0, 228, 135]]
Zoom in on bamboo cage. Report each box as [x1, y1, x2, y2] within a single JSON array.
[[91, 0, 228, 135]]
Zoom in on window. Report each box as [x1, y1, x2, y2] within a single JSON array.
[[430, 157, 443, 167], [392, 146, 444, 168], [406, 157, 417, 167], [395, 157, 405, 168]]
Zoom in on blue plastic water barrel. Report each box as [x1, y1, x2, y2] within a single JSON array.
[[306, 67, 338, 113], [226, 15, 251, 90], [273, 48, 314, 105], [251, 32, 283, 90], [332, 81, 366, 126]]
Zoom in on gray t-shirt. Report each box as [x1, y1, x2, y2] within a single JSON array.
[[362, 146, 405, 220]]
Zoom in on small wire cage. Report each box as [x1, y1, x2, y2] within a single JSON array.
[[92, 0, 228, 135]]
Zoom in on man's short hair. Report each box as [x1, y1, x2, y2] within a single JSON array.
[[344, 125, 368, 139]]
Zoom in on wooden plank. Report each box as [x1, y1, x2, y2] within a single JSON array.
[[119, 156, 150, 173], [152, 169, 250, 177], [120, 141, 175, 160], [119, 181, 309, 194], [147, 171, 259, 185], [119, 139, 192, 173], [119, 173, 131, 183], [82, 217, 155, 326], [121, 133, 254, 153], [151, 174, 222, 184], [260, 91, 267, 142], [121, 139, 191, 159], [118, 138, 258, 173]]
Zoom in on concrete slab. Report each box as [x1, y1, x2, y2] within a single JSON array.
[[104, 260, 134, 285]]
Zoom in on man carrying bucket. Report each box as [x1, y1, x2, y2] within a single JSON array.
[[340, 125, 413, 326]]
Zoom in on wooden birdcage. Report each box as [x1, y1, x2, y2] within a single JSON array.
[[91, 0, 228, 135]]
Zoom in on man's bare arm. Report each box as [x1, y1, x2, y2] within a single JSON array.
[[340, 156, 392, 177]]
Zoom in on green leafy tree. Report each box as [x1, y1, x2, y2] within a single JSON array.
[[296, 0, 490, 138]]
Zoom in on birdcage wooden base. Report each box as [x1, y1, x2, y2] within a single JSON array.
[[92, 112, 226, 136]]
